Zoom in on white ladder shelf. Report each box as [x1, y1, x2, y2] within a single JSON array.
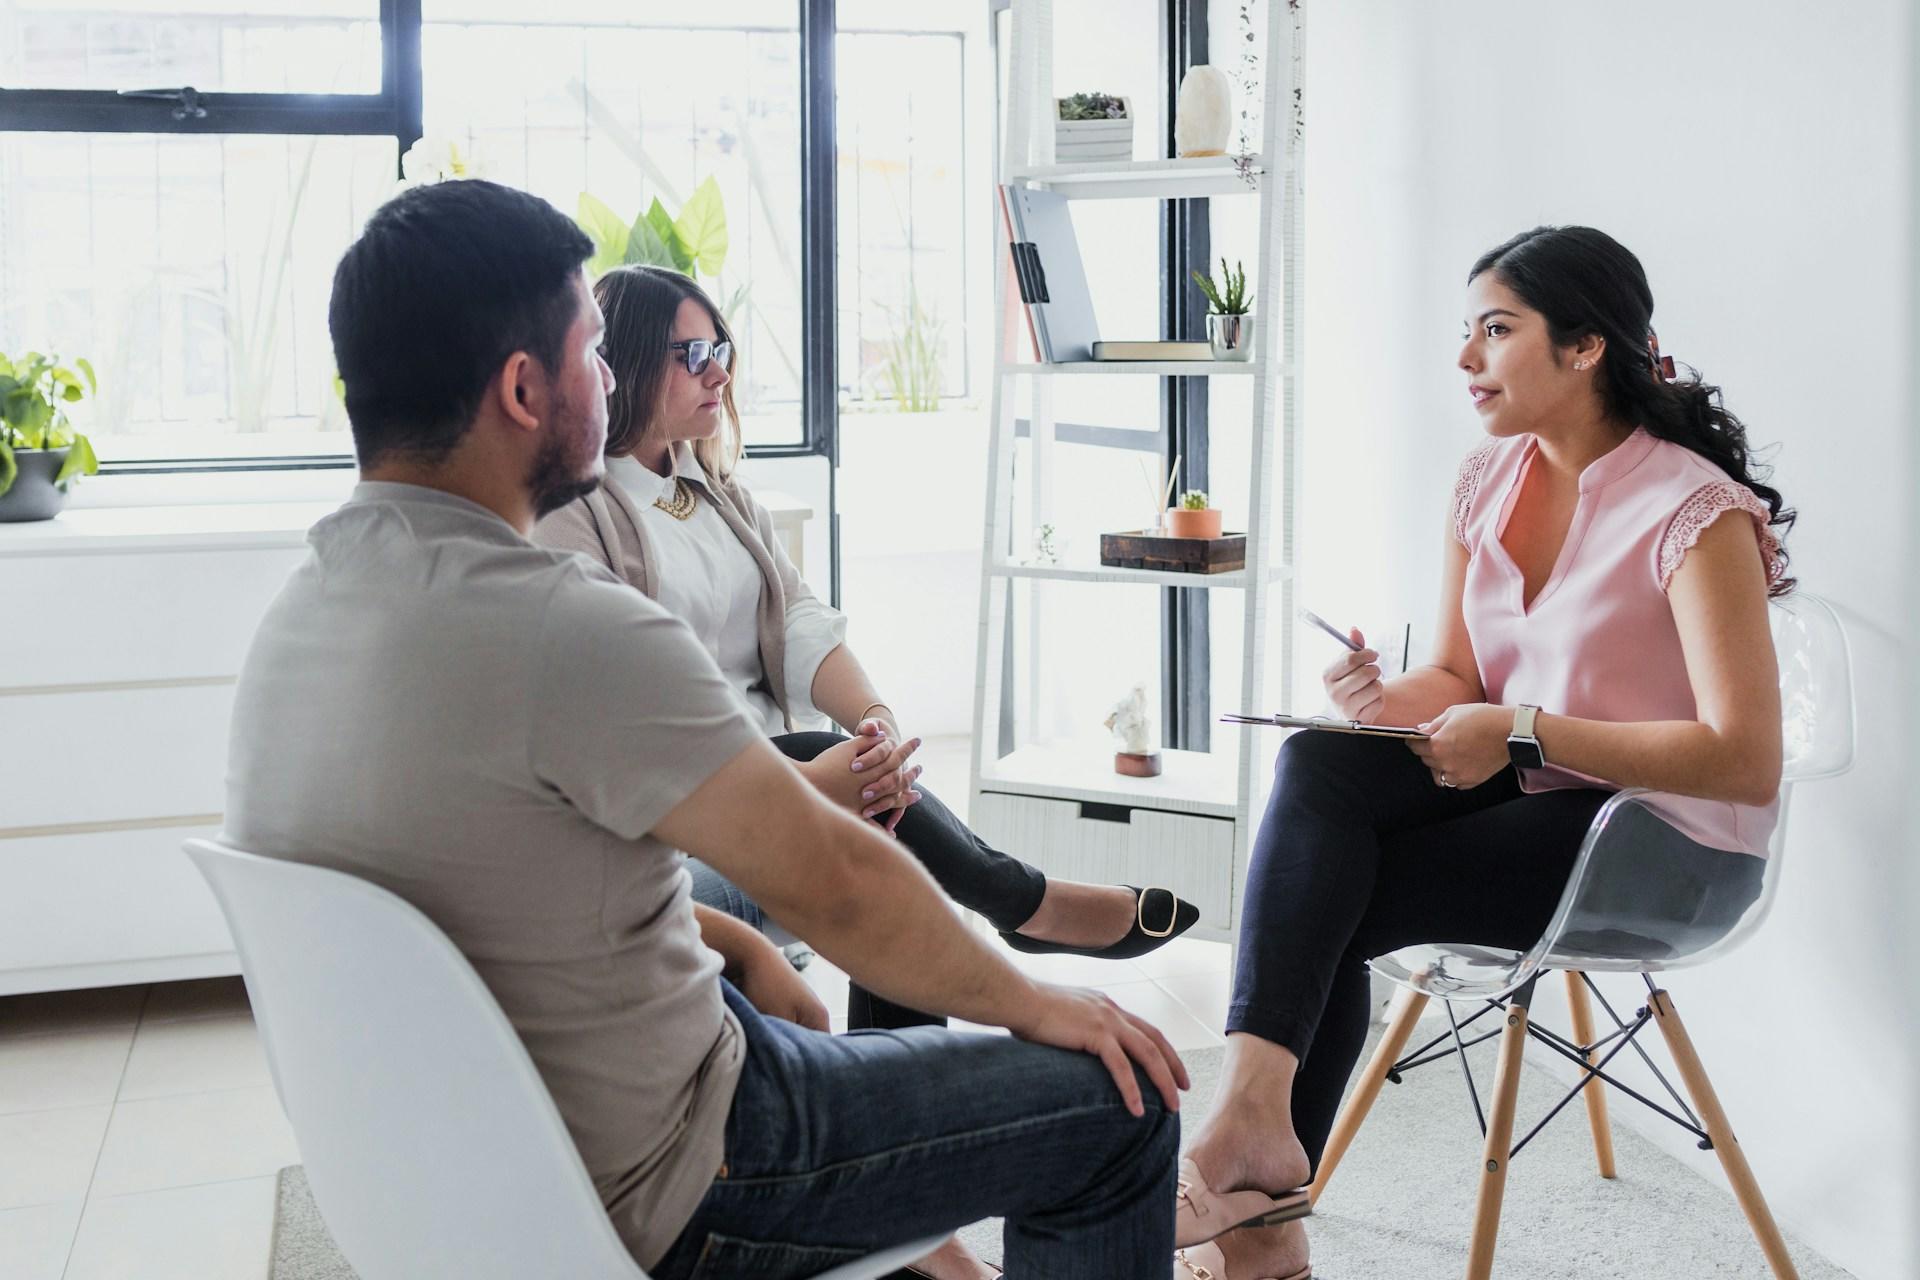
[[966, 0, 1307, 943]]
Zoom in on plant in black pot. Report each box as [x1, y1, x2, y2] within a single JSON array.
[[0, 351, 100, 522]]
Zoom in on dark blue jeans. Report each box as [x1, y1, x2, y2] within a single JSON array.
[[649, 983, 1178, 1280]]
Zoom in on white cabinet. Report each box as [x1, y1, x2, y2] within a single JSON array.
[[0, 505, 317, 995]]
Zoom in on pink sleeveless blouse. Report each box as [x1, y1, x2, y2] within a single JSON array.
[[1453, 427, 1786, 855]]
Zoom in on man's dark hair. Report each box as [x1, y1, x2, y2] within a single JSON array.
[[328, 179, 594, 467]]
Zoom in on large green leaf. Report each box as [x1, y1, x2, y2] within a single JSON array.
[[575, 192, 631, 277], [74, 356, 96, 395], [644, 199, 694, 274], [53, 433, 98, 489], [0, 439, 14, 497], [623, 210, 679, 269], [673, 176, 729, 276]]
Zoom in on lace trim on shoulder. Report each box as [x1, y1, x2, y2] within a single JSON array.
[[1451, 437, 1500, 547], [1658, 481, 1785, 591]]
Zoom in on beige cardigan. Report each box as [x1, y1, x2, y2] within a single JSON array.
[[532, 465, 820, 732]]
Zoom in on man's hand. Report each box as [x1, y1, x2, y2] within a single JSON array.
[[1003, 983, 1189, 1117], [1408, 702, 1514, 789], [734, 938, 831, 1031]]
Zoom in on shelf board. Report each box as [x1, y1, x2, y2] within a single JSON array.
[[997, 359, 1286, 378], [1009, 155, 1265, 199], [991, 558, 1292, 588], [977, 740, 1242, 818]]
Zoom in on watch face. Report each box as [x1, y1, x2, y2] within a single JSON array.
[[1507, 736, 1546, 770]]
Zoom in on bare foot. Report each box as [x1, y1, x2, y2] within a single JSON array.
[[1010, 881, 1137, 949], [1186, 1098, 1312, 1204], [1212, 1218, 1312, 1279], [905, 1234, 998, 1279]]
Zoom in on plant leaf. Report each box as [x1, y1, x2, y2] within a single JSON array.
[[0, 439, 14, 498], [74, 356, 96, 394], [673, 176, 729, 276], [53, 433, 98, 489], [644, 199, 694, 274], [623, 211, 678, 268], [575, 192, 631, 277]]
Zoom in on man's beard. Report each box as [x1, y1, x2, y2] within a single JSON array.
[[526, 390, 603, 520]]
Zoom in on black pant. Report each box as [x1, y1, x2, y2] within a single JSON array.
[[729, 731, 1048, 1031], [1233, 731, 1629, 1173]]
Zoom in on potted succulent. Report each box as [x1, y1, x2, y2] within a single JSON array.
[[1192, 258, 1255, 361], [1167, 489, 1223, 540], [0, 351, 100, 523], [1054, 91, 1134, 163]]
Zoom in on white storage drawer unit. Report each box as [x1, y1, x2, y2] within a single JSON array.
[[0, 504, 323, 996], [971, 791, 1239, 931]]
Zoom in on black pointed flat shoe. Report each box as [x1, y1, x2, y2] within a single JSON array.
[[997, 885, 1199, 960]]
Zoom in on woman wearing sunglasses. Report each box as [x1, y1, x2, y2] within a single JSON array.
[[533, 260, 1196, 1226]]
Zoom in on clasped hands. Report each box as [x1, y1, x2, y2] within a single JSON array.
[[799, 719, 925, 834], [1324, 632, 1514, 789]]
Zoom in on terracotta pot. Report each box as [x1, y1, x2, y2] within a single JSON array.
[[1165, 507, 1222, 539]]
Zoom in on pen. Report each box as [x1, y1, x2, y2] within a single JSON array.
[[1299, 607, 1363, 652]]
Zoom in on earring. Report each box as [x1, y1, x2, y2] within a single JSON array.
[[1574, 360, 1591, 370]]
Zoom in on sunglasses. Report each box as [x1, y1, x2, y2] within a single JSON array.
[[667, 339, 733, 376]]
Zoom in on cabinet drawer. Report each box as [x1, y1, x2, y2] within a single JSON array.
[[0, 547, 304, 689], [0, 684, 233, 830], [0, 823, 231, 974], [972, 792, 1237, 929]]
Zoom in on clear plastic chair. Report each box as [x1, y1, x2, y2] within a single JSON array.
[[185, 839, 943, 1280], [1307, 592, 1855, 1280]]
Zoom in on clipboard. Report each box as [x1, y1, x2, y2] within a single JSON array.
[[1220, 712, 1430, 740]]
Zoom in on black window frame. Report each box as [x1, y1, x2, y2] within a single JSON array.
[[0, 0, 838, 475]]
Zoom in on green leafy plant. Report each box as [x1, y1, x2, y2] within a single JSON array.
[[1057, 91, 1129, 121], [0, 352, 99, 497], [577, 177, 731, 282], [874, 291, 945, 413], [1180, 489, 1211, 511], [1191, 258, 1253, 315]]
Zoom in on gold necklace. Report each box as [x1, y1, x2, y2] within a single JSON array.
[[653, 477, 698, 521]]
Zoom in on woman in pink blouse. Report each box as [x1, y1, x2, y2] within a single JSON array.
[[1169, 226, 1795, 1280]]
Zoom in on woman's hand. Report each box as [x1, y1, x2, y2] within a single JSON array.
[[1407, 703, 1513, 789], [856, 716, 923, 834], [733, 936, 831, 1031], [1323, 629, 1385, 723], [799, 731, 923, 830]]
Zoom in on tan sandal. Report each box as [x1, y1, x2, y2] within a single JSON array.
[[1173, 1157, 1312, 1249], [1173, 1239, 1311, 1280]]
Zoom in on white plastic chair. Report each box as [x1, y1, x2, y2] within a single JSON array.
[[1306, 592, 1856, 1280], [185, 840, 944, 1280]]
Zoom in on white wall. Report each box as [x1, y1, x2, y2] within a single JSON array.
[[1306, 4, 1915, 1277]]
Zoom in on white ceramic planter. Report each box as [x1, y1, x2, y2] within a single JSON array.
[[1054, 96, 1133, 164]]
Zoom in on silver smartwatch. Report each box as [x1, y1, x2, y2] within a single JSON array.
[[1507, 704, 1546, 770]]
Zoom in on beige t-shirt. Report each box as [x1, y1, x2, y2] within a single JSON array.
[[225, 482, 762, 1269]]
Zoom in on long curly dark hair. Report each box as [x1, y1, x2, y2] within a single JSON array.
[[1471, 226, 1795, 596]]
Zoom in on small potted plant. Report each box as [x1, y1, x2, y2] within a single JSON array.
[[1167, 489, 1223, 540], [1192, 258, 1255, 361], [1054, 91, 1133, 164], [0, 351, 100, 523]]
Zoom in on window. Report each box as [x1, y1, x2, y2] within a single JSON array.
[[0, 1, 846, 468]]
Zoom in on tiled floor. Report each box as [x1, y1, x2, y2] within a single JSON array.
[[0, 737, 1239, 1280]]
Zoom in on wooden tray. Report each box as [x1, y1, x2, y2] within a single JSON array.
[[1099, 529, 1247, 574]]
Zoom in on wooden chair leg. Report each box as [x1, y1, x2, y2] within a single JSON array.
[[1648, 988, 1800, 1279], [1562, 970, 1617, 1179], [1465, 980, 1534, 1280], [1307, 985, 1428, 1206]]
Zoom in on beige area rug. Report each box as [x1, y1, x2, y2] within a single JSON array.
[[273, 1035, 1852, 1278]]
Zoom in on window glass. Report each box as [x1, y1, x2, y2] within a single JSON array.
[[0, 2, 382, 94], [0, 132, 395, 462]]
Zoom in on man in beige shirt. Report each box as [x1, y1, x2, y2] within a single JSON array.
[[227, 178, 1185, 1279]]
